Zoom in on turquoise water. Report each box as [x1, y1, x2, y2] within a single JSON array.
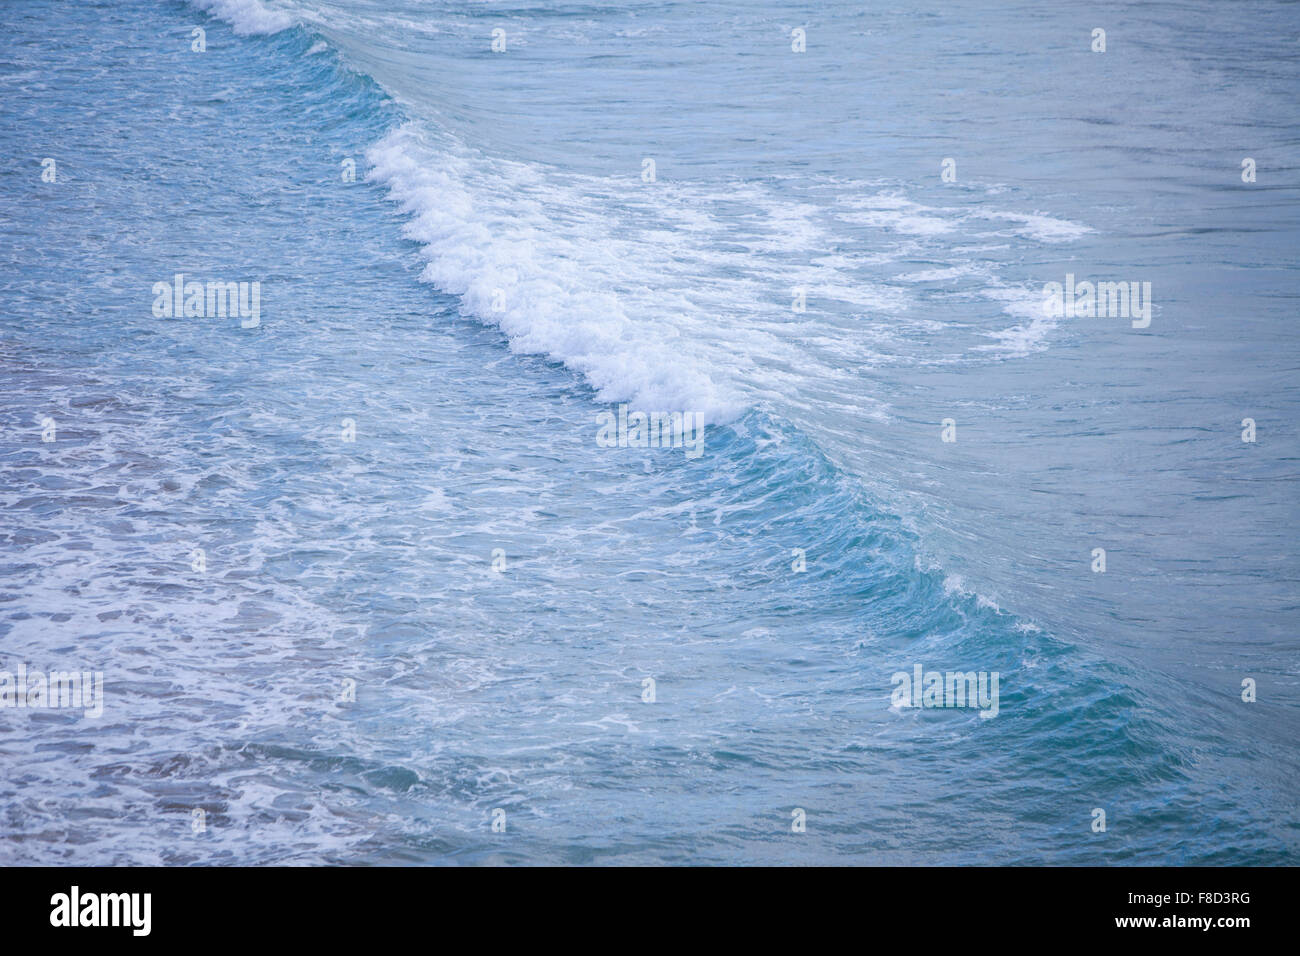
[[0, 0, 1296, 864]]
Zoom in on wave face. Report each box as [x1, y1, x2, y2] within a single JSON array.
[[0, 0, 1295, 864]]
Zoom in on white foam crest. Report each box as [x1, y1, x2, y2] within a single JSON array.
[[367, 131, 735, 421], [190, 0, 295, 35], [365, 125, 915, 424]]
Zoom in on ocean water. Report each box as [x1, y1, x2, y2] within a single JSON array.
[[0, 0, 1296, 864]]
